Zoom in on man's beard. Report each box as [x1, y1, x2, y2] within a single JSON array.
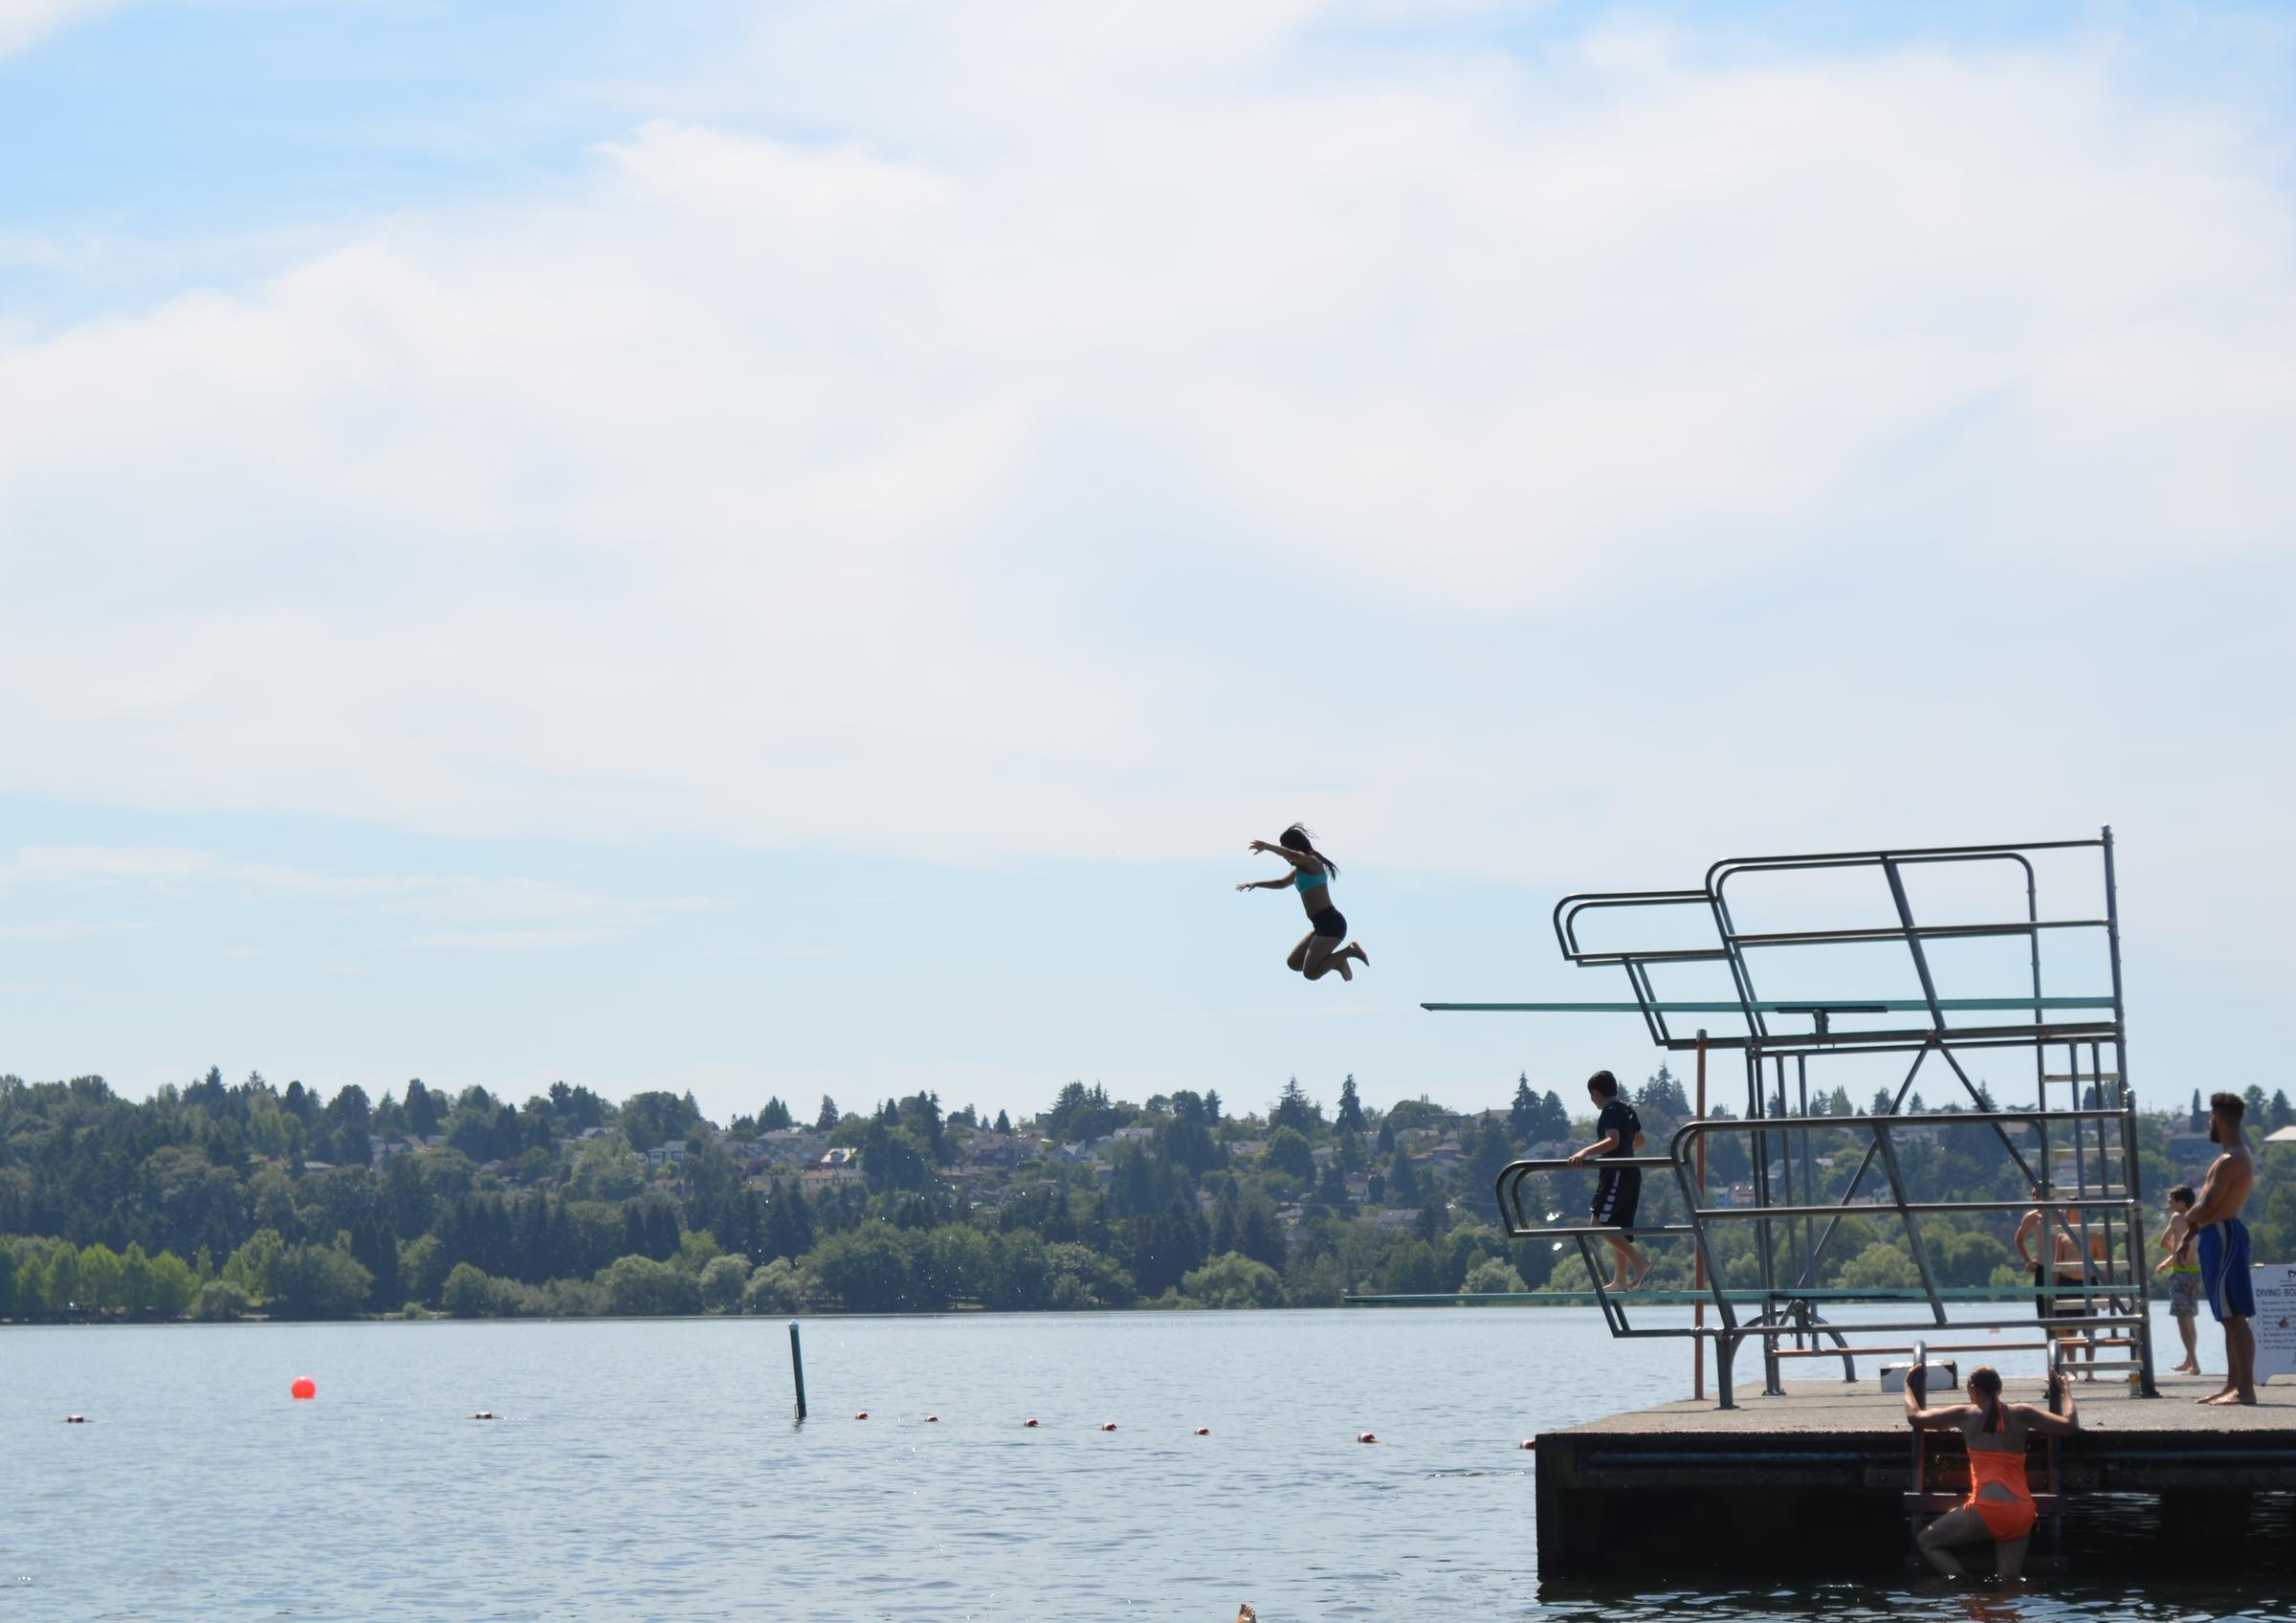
[[2209, 1120, 2220, 1144]]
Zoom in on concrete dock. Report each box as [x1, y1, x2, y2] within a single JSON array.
[[1535, 1374, 2296, 1577]]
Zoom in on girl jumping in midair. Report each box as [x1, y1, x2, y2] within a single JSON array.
[[1236, 824, 1369, 982]]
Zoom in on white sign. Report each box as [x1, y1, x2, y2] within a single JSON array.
[[2255, 1262, 2296, 1385]]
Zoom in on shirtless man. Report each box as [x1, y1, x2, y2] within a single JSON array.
[[2015, 1201, 2109, 1378], [2183, 1091, 2258, 1405]]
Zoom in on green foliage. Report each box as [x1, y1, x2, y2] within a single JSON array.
[[1264, 1125, 1314, 1180], [1383, 1097, 1449, 1134], [1042, 1081, 1129, 1144], [442, 1262, 499, 1318], [1463, 1256, 1528, 1294], [271, 1244, 374, 1320], [809, 1220, 917, 1311], [1045, 1242, 1133, 1309], [193, 1279, 251, 1321], [1182, 1252, 1284, 1308], [1841, 1240, 1921, 1291], [597, 1254, 701, 1316], [742, 1258, 814, 1314], [698, 1254, 752, 1313], [12, 1066, 2244, 1326], [1269, 1078, 1321, 1134]]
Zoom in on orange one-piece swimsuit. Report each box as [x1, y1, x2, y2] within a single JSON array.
[[1965, 1447, 2037, 1540]]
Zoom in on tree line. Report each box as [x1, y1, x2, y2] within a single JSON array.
[[2, 1065, 2286, 1323]]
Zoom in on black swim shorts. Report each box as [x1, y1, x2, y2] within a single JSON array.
[[1311, 905, 1346, 941], [1592, 1166, 1641, 1236]]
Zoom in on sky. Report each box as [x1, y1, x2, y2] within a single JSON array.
[[2, 0, 2292, 1128]]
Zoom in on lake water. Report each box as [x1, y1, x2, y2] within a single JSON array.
[[3, 1306, 2288, 1621]]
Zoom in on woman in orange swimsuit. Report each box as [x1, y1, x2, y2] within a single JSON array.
[[1903, 1364, 2080, 1577]]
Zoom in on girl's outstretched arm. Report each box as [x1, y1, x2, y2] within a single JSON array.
[[1248, 839, 1317, 872], [1234, 878, 1291, 892]]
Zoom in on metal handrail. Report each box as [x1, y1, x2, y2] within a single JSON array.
[[1448, 829, 2157, 1410]]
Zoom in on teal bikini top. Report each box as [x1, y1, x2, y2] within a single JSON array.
[[1292, 866, 1329, 893]]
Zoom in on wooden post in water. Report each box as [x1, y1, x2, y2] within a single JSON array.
[[789, 1321, 808, 1421], [1692, 1030, 1709, 1403]]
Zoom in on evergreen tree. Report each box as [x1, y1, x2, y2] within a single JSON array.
[[1270, 1077, 1319, 1134], [1467, 1120, 1513, 1192], [758, 1097, 793, 1132], [1336, 1075, 1365, 1135], [1237, 1196, 1287, 1273], [763, 1182, 814, 1263], [2190, 1089, 2206, 1132], [2271, 1090, 2294, 1132], [1510, 1075, 1538, 1142], [1211, 1179, 1242, 1256], [1638, 1064, 1689, 1122], [1203, 1089, 1222, 1123], [1537, 1090, 1572, 1143], [1376, 1116, 1396, 1153], [816, 1096, 841, 1131], [994, 1108, 1012, 1134], [1386, 1146, 1420, 1205]]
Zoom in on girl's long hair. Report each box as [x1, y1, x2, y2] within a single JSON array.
[[1279, 823, 1337, 878], [1969, 1365, 2005, 1434]]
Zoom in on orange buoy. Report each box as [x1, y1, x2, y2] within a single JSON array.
[[1099, 1421, 1117, 1432], [924, 1414, 939, 1423], [290, 1377, 317, 1401], [1023, 1417, 1040, 1428], [1357, 1431, 1378, 1444], [854, 1411, 870, 1420], [1194, 1426, 1210, 1436], [1519, 1438, 1536, 1450]]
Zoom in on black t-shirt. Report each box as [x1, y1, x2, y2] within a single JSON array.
[[1597, 1099, 1642, 1163]]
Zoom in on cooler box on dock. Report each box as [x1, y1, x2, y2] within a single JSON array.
[[1879, 1360, 1955, 1394]]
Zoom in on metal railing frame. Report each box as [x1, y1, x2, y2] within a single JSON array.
[[1463, 830, 2159, 1410]]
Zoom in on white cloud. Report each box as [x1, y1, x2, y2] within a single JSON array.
[[0, 4, 2291, 943], [0, 0, 126, 61], [0, 843, 707, 940], [0, 845, 219, 882], [406, 928, 616, 949]]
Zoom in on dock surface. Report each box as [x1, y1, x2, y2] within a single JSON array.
[[1535, 1375, 2296, 1577]]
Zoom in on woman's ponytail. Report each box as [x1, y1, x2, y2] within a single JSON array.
[[1279, 823, 1338, 878], [1970, 1366, 2006, 1433]]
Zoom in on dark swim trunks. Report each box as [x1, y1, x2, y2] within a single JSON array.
[[2198, 1217, 2254, 1322], [1310, 905, 1346, 941], [1592, 1167, 1641, 1237]]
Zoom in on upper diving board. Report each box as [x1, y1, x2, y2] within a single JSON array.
[[1421, 997, 2116, 1012]]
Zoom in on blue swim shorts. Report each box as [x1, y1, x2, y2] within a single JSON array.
[[2197, 1218, 2254, 1323]]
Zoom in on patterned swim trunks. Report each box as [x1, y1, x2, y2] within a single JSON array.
[[2168, 1268, 2201, 1318]]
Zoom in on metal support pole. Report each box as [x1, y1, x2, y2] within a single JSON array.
[[789, 1321, 808, 1421], [1693, 1031, 1708, 1402]]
